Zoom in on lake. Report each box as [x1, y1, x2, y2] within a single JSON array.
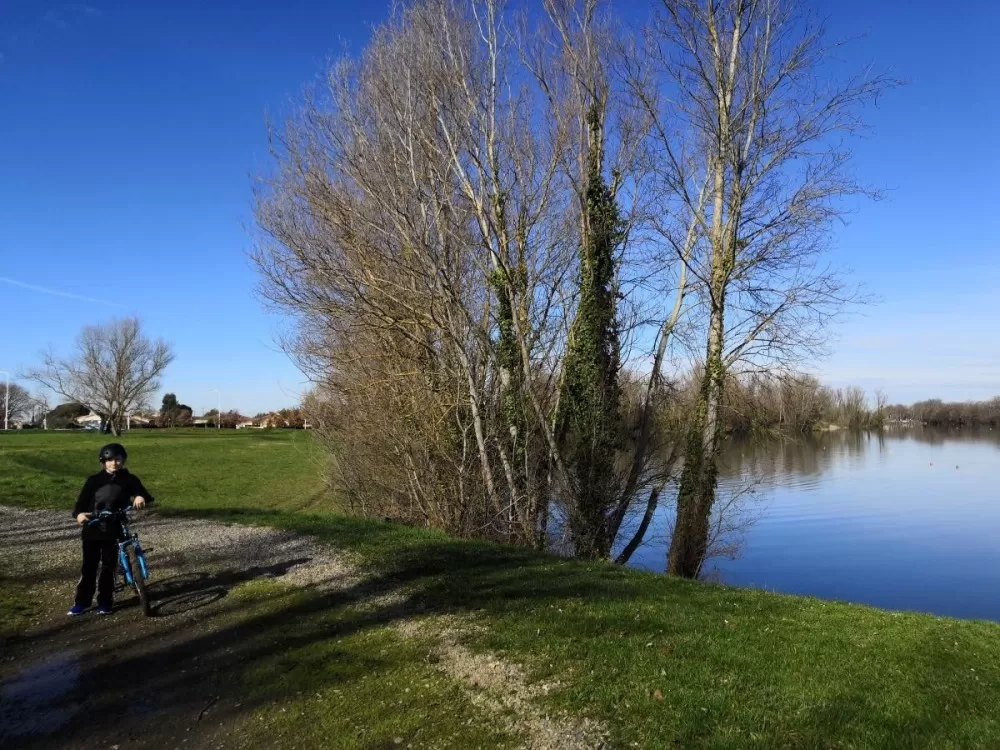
[[621, 428, 1000, 622]]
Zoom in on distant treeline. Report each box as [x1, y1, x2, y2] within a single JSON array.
[[884, 398, 1000, 427], [714, 374, 884, 434], [712, 374, 1000, 432]]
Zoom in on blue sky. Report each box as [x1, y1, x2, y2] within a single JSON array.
[[1, 0, 997, 414]]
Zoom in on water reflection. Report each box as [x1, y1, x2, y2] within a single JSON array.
[[719, 430, 868, 489], [624, 427, 1000, 622], [0, 651, 81, 741], [885, 425, 1000, 447]]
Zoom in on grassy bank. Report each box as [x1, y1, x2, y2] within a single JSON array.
[[3, 430, 1000, 748], [0, 579, 38, 642], [216, 578, 517, 749]]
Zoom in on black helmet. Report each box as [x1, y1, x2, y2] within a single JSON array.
[[98, 443, 127, 463]]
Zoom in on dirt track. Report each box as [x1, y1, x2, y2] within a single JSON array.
[[0, 505, 360, 750]]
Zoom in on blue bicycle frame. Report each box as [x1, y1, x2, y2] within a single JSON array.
[[116, 511, 149, 585], [87, 507, 150, 587]]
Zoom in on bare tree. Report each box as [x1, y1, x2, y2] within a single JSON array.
[[253, 0, 693, 560], [874, 388, 888, 422], [518, 0, 640, 557], [28, 392, 50, 426], [4, 382, 35, 424], [520, 0, 705, 562], [24, 317, 174, 436], [252, 0, 893, 570], [632, 0, 894, 577], [257, 0, 567, 542], [253, 0, 543, 537]]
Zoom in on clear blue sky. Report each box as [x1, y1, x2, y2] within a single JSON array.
[[1, 0, 997, 414]]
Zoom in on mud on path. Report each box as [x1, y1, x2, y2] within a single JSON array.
[[0, 507, 607, 750], [0, 505, 364, 750]]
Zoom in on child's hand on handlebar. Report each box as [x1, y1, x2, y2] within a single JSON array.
[[76, 513, 92, 525], [133, 497, 147, 509]]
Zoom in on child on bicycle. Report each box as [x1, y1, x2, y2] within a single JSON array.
[[68, 442, 155, 616]]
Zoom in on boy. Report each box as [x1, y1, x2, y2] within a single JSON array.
[[68, 442, 154, 616]]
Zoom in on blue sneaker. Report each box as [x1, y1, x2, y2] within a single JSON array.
[[95, 605, 113, 616], [67, 604, 89, 616]]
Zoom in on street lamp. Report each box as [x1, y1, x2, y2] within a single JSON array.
[[211, 388, 221, 429], [0, 370, 8, 431]]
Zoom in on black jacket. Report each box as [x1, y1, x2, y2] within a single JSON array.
[[73, 468, 154, 541]]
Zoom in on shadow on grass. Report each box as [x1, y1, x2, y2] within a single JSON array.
[[11, 453, 88, 480], [6, 573, 407, 749], [5, 508, 649, 748], [6, 506, 997, 749], [143, 557, 315, 617]]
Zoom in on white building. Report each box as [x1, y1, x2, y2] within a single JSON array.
[[75, 413, 103, 429]]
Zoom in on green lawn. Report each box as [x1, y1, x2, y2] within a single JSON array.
[[0, 578, 38, 642], [0, 428, 329, 514], [201, 578, 519, 749], [3, 429, 1000, 748]]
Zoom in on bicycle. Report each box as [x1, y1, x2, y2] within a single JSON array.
[[86, 506, 152, 616]]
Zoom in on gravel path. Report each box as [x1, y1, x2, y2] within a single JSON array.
[[0, 505, 359, 595], [395, 618, 609, 750], [0, 505, 362, 750]]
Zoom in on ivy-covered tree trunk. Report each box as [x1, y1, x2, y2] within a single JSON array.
[[493, 258, 532, 540], [669, 150, 729, 578], [559, 107, 623, 560], [667, 309, 725, 577]]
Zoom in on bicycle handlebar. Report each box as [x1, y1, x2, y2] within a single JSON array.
[[84, 506, 137, 526]]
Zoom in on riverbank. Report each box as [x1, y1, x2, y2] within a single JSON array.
[[3, 430, 1000, 747]]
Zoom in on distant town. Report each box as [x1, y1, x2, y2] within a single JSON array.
[[9, 398, 310, 432]]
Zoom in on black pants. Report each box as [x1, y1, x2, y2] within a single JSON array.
[[75, 539, 118, 608]]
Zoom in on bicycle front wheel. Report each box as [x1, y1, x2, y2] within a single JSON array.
[[126, 546, 152, 616]]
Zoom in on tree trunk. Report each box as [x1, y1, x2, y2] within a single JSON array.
[[669, 144, 728, 578], [533, 493, 549, 550], [559, 107, 622, 561], [668, 302, 725, 577]]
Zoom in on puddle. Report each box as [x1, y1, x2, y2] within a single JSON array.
[[0, 651, 80, 740]]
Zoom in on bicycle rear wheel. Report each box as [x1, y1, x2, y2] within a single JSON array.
[[125, 546, 152, 616]]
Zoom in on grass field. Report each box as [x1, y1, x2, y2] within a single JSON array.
[[3, 429, 1000, 748], [0, 428, 328, 514], [0, 578, 36, 641]]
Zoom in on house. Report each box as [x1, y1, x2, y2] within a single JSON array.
[[252, 410, 308, 429], [235, 419, 260, 429], [73, 411, 152, 431]]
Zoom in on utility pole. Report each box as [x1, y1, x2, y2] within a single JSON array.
[[211, 388, 221, 429], [0, 370, 9, 431]]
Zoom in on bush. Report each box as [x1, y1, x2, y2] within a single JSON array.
[[45, 402, 89, 430]]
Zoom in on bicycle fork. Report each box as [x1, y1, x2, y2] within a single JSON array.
[[118, 537, 149, 585]]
